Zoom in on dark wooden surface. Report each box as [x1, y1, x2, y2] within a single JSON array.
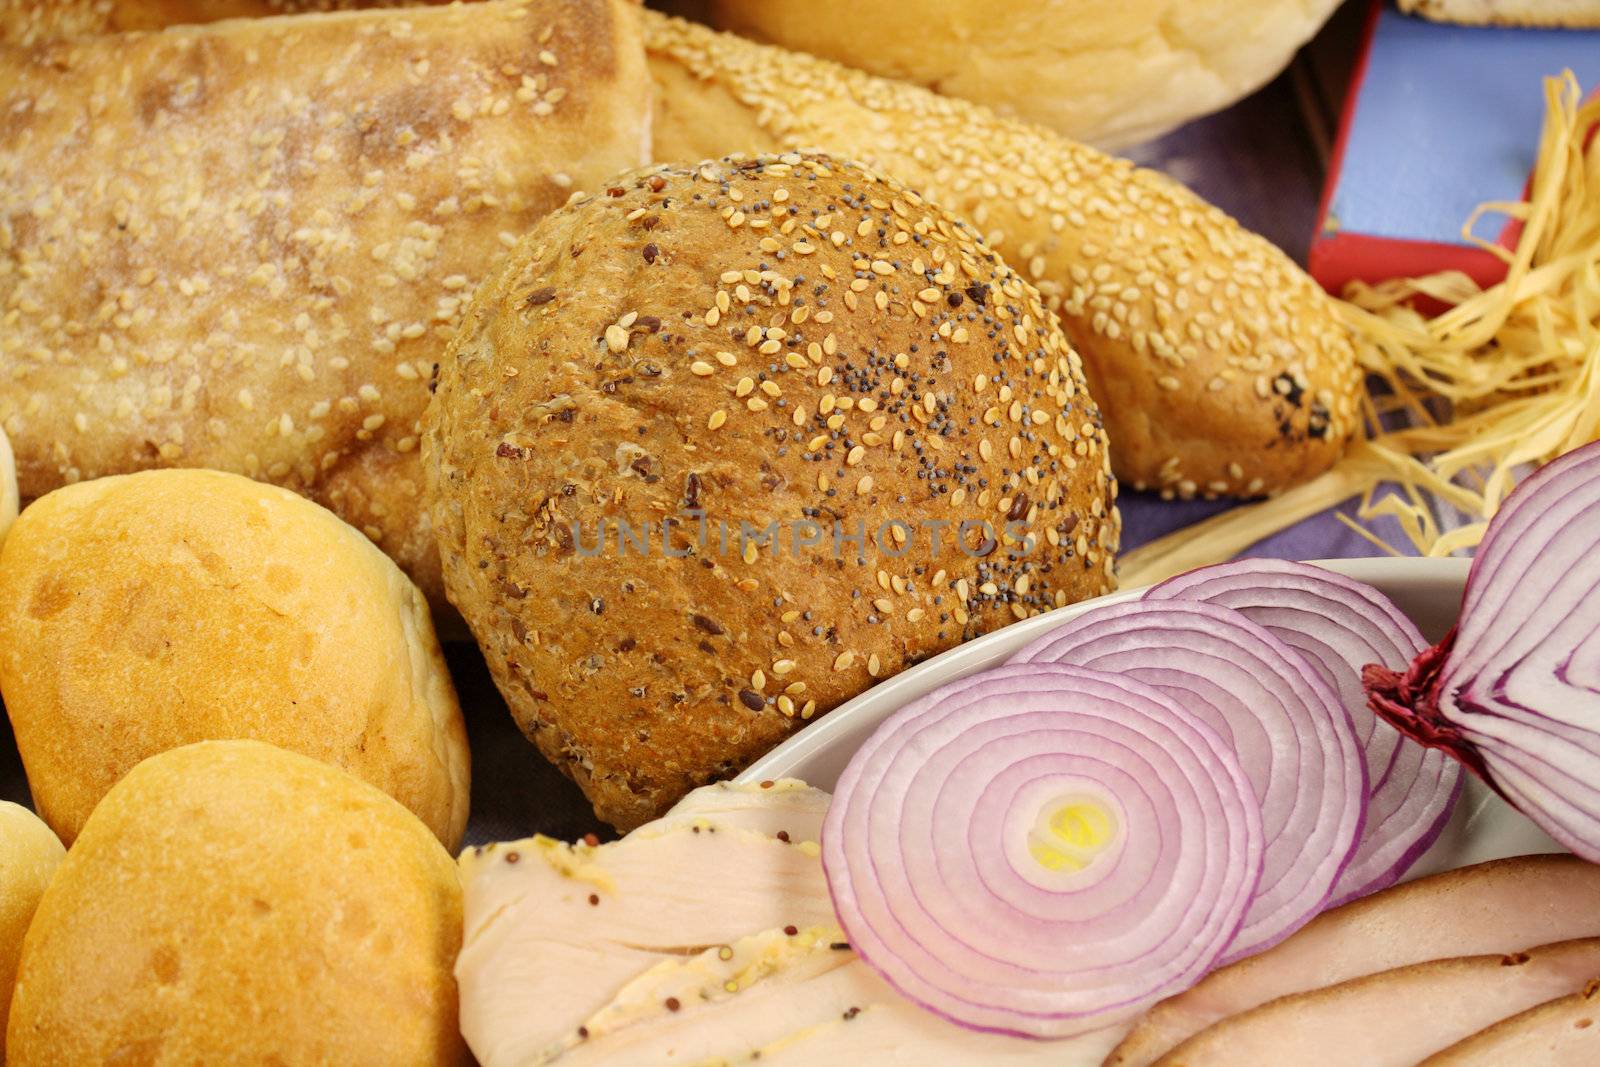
[[0, 2, 1370, 847]]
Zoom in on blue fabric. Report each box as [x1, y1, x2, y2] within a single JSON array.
[[1334, 9, 1599, 246]]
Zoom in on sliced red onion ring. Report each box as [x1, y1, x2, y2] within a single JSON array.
[[1149, 559, 1462, 906], [822, 664, 1264, 1038], [1010, 600, 1365, 961], [1367, 441, 1600, 862]]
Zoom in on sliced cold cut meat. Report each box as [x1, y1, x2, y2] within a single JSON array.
[[1152, 938, 1600, 1067], [457, 780, 1101, 1065], [1108, 854, 1600, 1066], [1420, 983, 1600, 1066]]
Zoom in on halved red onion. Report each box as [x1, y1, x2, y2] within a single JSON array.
[[1010, 600, 1365, 961], [1149, 559, 1463, 906], [822, 664, 1264, 1038], [1367, 441, 1600, 862]]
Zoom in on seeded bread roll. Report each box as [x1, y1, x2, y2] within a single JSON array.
[[6, 741, 466, 1066], [0, 0, 651, 604], [425, 153, 1120, 830], [0, 469, 470, 848], [697, 0, 1344, 150], [0, 0, 429, 46], [0, 803, 64, 1062], [645, 12, 1361, 500]]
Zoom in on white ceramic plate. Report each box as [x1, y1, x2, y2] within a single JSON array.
[[737, 557, 1562, 882]]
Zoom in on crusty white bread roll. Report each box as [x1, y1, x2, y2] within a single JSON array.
[[1398, 0, 1600, 25], [0, 0, 651, 604], [644, 12, 1361, 500], [0, 803, 64, 1062], [6, 741, 466, 1066], [426, 153, 1119, 829], [695, 0, 1345, 150], [0, 469, 470, 848]]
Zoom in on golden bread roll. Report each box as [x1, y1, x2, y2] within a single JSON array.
[[0, 803, 64, 1061], [0, 469, 469, 848], [425, 152, 1120, 829], [0, 0, 438, 46], [0, 0, 651, 603], [698, 0, 1344, 150], [0, 426, 16, 546], [644, 11, 1361, 500], [6, 741, 465, 1066]]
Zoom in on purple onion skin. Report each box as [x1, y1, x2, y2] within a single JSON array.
[[1363, 628, 1504, 795]]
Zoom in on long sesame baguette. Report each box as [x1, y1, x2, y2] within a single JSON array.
[[0, 0, 651, 603], [645, 11, 1362, 501]]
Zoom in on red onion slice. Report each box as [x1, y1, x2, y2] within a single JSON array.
[[822, 664, 1264, 1038], [1148, 559, 1462, 906], [1010, 600, 1365, 961], [1366, 441, 1600, 863]]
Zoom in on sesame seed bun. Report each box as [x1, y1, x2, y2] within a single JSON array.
[[693, 0, 1344, 151], [0, 0, 651, 606], [5, 741, 466, 1065], [424, 153, 1121, 830], [0, 803, 64, 1062], [644, 11, 1362, 500], [0, 469, 470, 849]]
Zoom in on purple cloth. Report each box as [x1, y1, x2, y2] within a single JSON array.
[[1119, 488, 1421, 562]]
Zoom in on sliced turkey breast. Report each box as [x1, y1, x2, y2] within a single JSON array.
[[1420, 983, 1600, 1066], [1153, 938, 1600, 1067], [458, 779, 1113, 1065], [1109, 854, 1600, 1066]]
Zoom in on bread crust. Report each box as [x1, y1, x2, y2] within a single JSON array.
[[700, 0, 1344, 150], [644, 12, 1361, 501], [1397, 0, 1600, 26], [0, 0, 652, 604], [5, 741, 466, 1066], [0, 804, 63, 1062], [0, 0, 442, 46], [0, 469, 471, 848], [0, 427, 16, 546], [425, 153, 1120, 829]]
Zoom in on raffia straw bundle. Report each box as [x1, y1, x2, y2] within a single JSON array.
[[1121, 73, 1600, 587]]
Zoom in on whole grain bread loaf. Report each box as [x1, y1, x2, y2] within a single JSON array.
[[425, 153, 1120, 828]]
